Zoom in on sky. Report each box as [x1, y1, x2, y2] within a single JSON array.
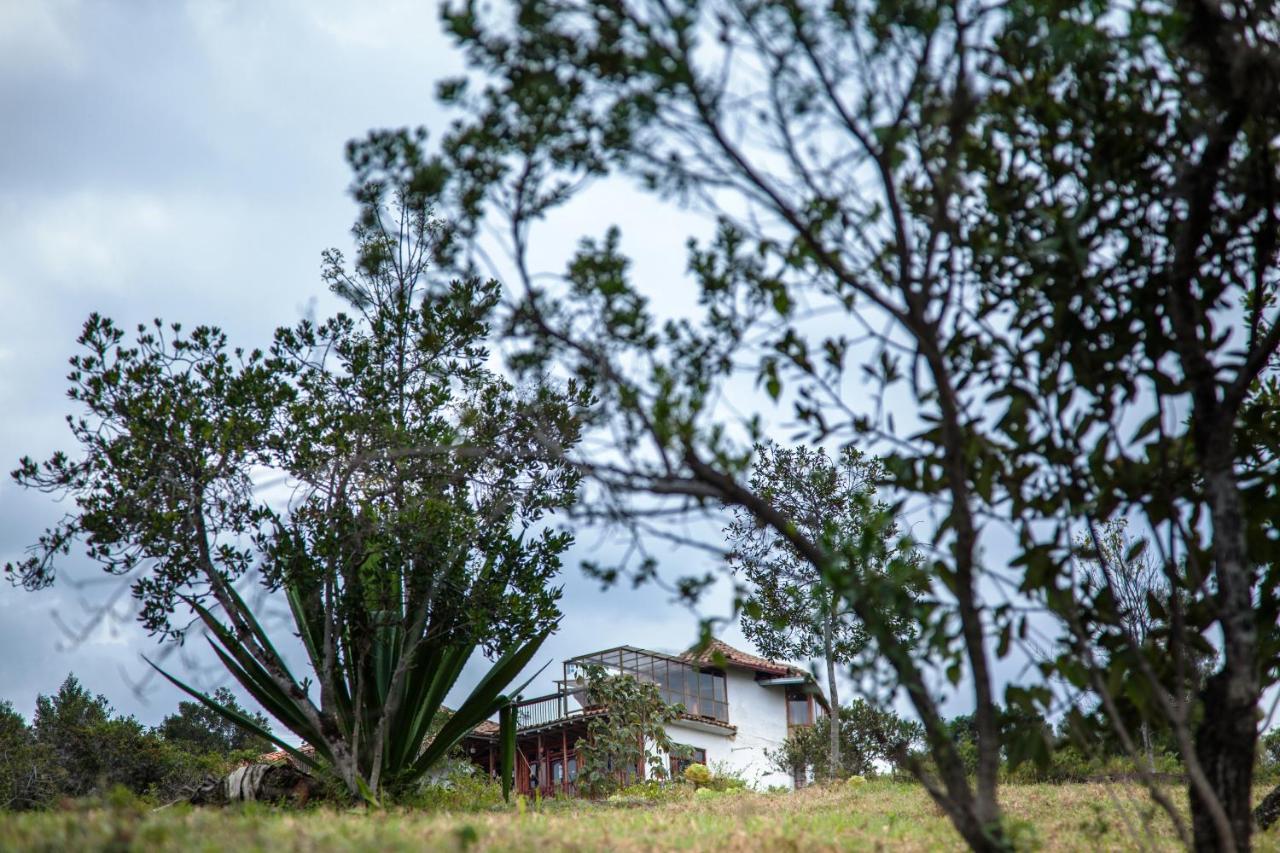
[[0, 0, 746, 728]]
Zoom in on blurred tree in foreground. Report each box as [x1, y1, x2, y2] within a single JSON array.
[[432, 0, 1280, 848]]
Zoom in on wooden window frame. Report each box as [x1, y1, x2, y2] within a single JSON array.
[[670, 745, 708, 778], [786, 688, 815, 730]]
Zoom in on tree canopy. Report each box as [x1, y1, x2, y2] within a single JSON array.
[[428, 0, 1280, 848], [727, 444, 922, 776]]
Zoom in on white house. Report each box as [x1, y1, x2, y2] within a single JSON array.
[[462, 639, 828, 795]]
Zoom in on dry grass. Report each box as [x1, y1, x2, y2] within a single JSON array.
[[3, 780, 1279, 852]]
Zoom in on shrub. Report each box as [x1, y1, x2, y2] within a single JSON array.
[[706, 762, 748, 791], [400, 768, 505, 812], [608, 780, 684, 803], [769, 700, 923, 781], [682, 763, 712, 787]]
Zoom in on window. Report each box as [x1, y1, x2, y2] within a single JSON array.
[[670, 745, 707, 778], [786, 688, 814, 729], [566, 648, 730, 722]]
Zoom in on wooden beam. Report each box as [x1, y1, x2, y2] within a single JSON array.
[[561, 729, 568, 796]]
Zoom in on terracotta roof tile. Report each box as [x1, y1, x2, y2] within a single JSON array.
[[470, 719, 501, 737], [681, 638, 809, 678]]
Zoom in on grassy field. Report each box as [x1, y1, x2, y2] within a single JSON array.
[[2, 780, 1277, 852]]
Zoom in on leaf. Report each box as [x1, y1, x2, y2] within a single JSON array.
[[144, 656, 323, 774]]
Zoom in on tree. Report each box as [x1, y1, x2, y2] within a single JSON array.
[[432, 0, 1280, 848], [31, 675, 112, 798], [726, 443, 920, 778], [6, 135, 587, 803], [158, 688, 272, 757], [0, 701, 56, 811], [575, 664, 689, 796], [769, 699, 922, 782], [29, 674, 213, 802]]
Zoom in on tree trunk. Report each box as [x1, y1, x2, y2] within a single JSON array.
[[824, 596, 841, 780], [1188, 458, 1260, 851], [1191, 671, 1256, 851], [186, 763, 321, 806]]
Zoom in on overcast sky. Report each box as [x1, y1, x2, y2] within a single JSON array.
[[0, 0, 752, 728]]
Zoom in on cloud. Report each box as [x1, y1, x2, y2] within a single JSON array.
[[0, 1, 85, 77]]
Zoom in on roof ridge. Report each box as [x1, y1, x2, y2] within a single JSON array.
[[681, 636, 808, 677]]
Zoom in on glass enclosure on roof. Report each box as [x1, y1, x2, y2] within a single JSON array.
[[565, 646, 729, 722]]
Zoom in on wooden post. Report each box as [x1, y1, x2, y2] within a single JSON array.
[[488, 744, 495, 778], [537, 733, 544, 798], [561, 729, 568, 796]]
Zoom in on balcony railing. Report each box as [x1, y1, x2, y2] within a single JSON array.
[[512, 687, 595, 730]]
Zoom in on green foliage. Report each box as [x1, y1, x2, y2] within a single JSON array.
[[702, 763, 749, 792], [398, 768, 505, 812], [158, 688, 271, 757], [607, 779, 684, 803], [0, 701, 56, 811], [769, 700, 923, 781], [575, 665, 689, 797], [682, 763, 711, 787], [0, 675, 247, 810], [31, 675, 214, 802], [728, 445, 921, 667]]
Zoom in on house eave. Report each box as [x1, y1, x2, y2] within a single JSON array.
[[672, 714, 737, 735]]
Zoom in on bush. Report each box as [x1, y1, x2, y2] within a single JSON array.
[[769, 700, 923, 781], [0, 674, 268, 810], [680, 761, 745, 792], [608, 780, 685, 803], [1000, 743, 1183, 784], [682, 763, 712, 787], [400, 768, 505, 812]]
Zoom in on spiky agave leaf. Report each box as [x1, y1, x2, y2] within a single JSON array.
[[145, 656, 324, 774]]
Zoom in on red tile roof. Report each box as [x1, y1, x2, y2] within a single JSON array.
[[681, 638, 810, 679], [470, 719, 501, 736]]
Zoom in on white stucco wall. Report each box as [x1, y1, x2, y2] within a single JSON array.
[[661, 667, 794, 790]]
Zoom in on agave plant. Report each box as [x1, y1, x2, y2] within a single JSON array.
[[149, 578, 540, 803]]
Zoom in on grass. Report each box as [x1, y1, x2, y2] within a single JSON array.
[[2, 780, 1279, 852]]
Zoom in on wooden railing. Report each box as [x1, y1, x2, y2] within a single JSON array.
[[512, 687, 592, 730]]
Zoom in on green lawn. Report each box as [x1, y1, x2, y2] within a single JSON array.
[[2, 781, 1276, 852]]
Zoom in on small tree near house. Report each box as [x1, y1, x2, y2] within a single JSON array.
[[726, 444, 921, 779], [575, 664, 689, 796], [770, 699, 923, 784]]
